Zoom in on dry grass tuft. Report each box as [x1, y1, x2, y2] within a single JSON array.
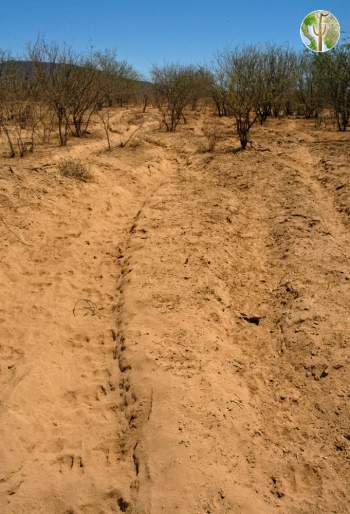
[[58, 158, 92, 182]]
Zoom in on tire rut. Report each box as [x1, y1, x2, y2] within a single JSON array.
[[113, 178, 174, 513]]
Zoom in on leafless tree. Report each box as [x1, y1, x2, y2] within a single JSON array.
[[313, 45, 350, 131], [296, 52, 320, 119], [92, 49, 139, 108], [188, 66, 212, 111], [217, 47, 262, 149], [209, 67, 232, 117], [151, 64, 196, 132], [256, 46, 298, 122], [28, 40, 100, 144], [68, 56, 101, 137], [27, 40, 76, 145], [0, 53, 16, 156]]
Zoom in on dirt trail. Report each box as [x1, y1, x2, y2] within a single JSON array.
[[0, 112, 349, 513]]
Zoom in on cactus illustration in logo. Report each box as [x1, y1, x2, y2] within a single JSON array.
[[313, 11, 329, 51], [300, 10, 340, 52]]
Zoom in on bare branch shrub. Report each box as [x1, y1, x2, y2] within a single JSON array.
[[313, 45, 350, 131], [209, 68, 232, 117], [260, 46, 298, 119], [296, 52, 320, 119], [92, 50, 139, 108], [188, 67, 213, 111], [217, 47, 261, 149], [28, 40, 75, 146], [151, 64, 196, 132], [27, 40, 138, 145]]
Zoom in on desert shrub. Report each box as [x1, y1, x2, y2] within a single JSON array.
[[216, 47, 261, 149], [209, 69, 232, 117], [92, 49, 139, 108], [151, 64, 196, 132], [259, 46, 298, 119], [27, 40, 139, 146], [58, 158, 92, 182], [313, 45, 350, 131], [296, 52, 320, 119], [188, 67, 213, 111]]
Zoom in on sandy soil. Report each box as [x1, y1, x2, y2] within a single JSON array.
[[0, 109, 349, 513]]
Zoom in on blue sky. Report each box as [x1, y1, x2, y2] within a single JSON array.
[[1, 1, 349, 77]]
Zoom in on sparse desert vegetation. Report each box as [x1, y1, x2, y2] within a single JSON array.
[[1, 40, 350, 156], [0, 36, 349, 514], [58, 158, 92, 182]]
